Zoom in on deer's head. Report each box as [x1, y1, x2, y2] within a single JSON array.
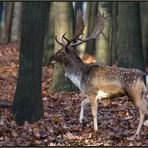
[[48, 34, 76, 64], [49, 10, 109, 65]]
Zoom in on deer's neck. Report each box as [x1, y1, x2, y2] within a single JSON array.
[[63, 52, 88, 89]]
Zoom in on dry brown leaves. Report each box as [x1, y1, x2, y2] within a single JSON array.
[[0, 43, 148, 146]]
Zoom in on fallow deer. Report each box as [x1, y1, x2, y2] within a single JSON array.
[[49, 10, 148, 139]]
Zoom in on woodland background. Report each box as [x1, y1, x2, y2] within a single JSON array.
[[0, 1, 148, 146]]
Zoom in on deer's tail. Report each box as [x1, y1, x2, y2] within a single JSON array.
[[143, 75, 148, 126], [146, 75, 148, 89], [143, 74, 148, 113]]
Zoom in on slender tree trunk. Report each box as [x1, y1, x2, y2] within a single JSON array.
[[111, 2, 118, 65], [96, 2, 112, 66], [116, 2, 144, 69], [0, 2, 3, 41], [4, 2, 14, 43], [0, 2, 3, 21], [11, 2, 22, 42], [50, 2, 78, 92], [12, 2, 49, 125], [0, 2, 6, 43], [146, 48, 148, 72]]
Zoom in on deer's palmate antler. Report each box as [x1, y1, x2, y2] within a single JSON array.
[[49, 10, 148, 140]]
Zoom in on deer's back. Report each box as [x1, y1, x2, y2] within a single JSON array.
[[81, 66, 146, 100]]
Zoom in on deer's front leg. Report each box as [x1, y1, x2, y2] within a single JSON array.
[[90, 98, 98, 131], [79, 98, 90, 123]]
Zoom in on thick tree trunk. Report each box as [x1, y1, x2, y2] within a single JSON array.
[[96, 2, 112, 66], [140, 2, 148, 70], [12, 2, 49, 125], [116, 2, 144, 69], [49, 2, 78, 92]]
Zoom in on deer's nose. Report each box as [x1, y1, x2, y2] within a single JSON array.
[[48, 55, 56, 65]]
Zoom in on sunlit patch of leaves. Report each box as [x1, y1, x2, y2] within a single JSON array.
[[0, 43, 148, 146]]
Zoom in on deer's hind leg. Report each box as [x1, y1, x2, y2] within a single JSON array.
[[79, 93, 99, 131], [134, 109, 145, 138], [135, 92, 148, 137], [129, 91, 148, 139]]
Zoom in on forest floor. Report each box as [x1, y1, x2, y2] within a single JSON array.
[[0, 43, 148, 146]]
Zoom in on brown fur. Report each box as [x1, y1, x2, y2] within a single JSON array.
[[49, 46, 148, 138]]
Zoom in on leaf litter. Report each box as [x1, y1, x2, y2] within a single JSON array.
[[0, 43, 148, 146]]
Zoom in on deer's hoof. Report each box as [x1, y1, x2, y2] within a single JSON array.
[[80, 119, 87, 127], [79, 119, 84, 124], [127, 134, 140, 141], [94, 128, 98, 131]]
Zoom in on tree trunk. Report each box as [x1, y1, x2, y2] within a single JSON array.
[[96, 2, 112, 66], [73, 2, 84, 58], [140, 2, 148, 71], [12, 2, 49, 125], [111, 2, 118, 65], [11, 2, 22, 42], [49, 2, 78, 92], [43, 2, 54, 66], [0, 2, 6, 43], [0, 2, 3, 21], [85, 2, 98, 55], [116, 2, 144, 69], [4, 2, 14, 43], [0, 2, 3, 41], [146, 47, 148, 72]]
